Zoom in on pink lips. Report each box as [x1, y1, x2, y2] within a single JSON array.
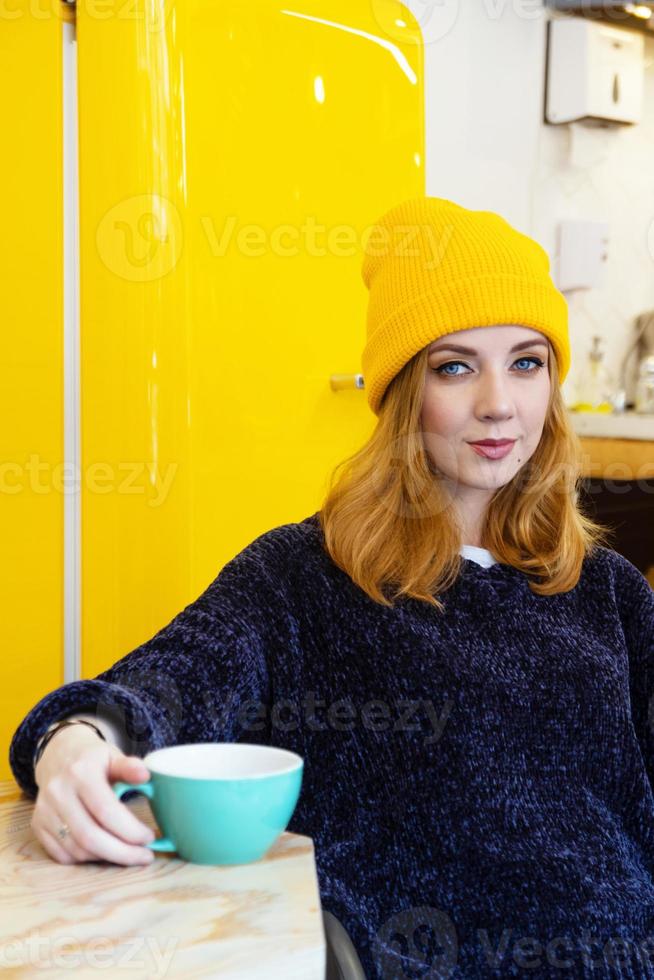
[[468, 441, 516, 460]]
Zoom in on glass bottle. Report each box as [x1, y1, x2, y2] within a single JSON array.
[[571, 335, 615, 413], [635, 354, 654, 414]]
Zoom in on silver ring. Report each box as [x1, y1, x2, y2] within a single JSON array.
[[57, 823, 71, 840]]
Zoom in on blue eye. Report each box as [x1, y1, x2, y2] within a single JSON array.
[[515, 357, 544, 372], [433, 356, 545, 377]]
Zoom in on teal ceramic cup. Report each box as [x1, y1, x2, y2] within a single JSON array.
[[112, 742, 303, 865]]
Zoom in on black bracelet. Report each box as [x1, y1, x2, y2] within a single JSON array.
[[33, 719, 107, 768]]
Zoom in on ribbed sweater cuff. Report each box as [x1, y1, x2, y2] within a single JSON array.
[[8, 679, 174, 798]]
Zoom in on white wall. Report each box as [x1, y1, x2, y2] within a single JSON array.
[[404, 0, 654, 407]]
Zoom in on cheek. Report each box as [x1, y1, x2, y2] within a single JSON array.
[[421, 393, 464, 435], [526, 385, 551, 430]]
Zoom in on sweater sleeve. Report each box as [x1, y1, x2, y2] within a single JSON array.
[[9, 531, 287, 799], [615, 556, 654, 791]]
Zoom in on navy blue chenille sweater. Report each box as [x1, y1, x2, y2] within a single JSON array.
[[9, 511, 654, 979]]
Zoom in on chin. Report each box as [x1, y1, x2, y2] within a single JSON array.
[[462, 466, 516, 490]]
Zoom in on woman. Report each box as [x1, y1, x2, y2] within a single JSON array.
[[10, 197, 654, 979]]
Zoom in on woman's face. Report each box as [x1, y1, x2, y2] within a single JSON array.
[[420, 324, 551, 501]]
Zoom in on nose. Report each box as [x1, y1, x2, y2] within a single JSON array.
[[474, 367, 515, 421]]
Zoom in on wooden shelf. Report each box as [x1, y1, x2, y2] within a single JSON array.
[[578, 437, 654, 481]]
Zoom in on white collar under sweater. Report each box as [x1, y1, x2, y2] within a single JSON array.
[[459, 544, 497, 568]]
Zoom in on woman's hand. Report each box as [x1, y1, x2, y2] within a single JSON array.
[[31, 726, 156, 866]]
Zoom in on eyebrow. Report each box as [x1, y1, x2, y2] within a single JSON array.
[[428, 339, 549, 355]]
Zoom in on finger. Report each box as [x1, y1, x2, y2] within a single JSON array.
[[56, 831, 93, 863], [38, 827, 76, 864], [79, 779, 155, 846], [32, 810, 78, 862], [49, 792, 155, 866], [37, 809, 94, 863]]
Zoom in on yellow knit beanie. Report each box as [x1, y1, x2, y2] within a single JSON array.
[[360, 196, 570, 416]]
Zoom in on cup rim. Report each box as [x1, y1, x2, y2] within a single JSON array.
[[143, 742, 304, 780]]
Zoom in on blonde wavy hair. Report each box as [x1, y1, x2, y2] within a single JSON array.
[[318, 342, 612, 610]]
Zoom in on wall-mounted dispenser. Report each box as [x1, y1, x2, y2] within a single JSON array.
[[545, 17, 644, 125]]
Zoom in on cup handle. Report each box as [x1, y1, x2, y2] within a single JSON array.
[[112, 781, 176, 853]]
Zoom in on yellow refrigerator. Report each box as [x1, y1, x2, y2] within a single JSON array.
[[1, 0, 425, 780]]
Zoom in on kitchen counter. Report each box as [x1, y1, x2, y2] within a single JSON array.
[[0, 780, 326, 978], [567, 407, 653, 479], [569, 410, 654, 442]]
